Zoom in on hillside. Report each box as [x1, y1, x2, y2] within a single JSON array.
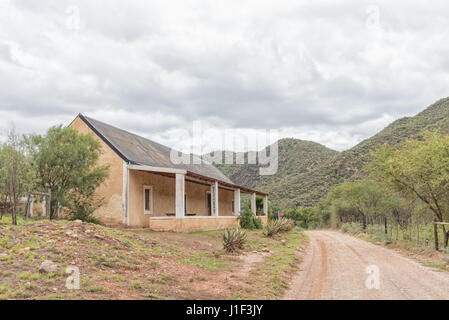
[[218, 97, 449, 209], [215, 138, 339, 206]]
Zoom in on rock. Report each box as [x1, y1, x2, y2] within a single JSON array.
[[39, 260, 58, 273], [281, 240, 286, 246], [261, 248, 271, 253], [262, 244, 267, 247], [74, 220, 83, 224], [0, 253, 7, 257]]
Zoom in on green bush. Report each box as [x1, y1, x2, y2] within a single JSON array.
[[66, 193, 102, 224], [223, 228, 247, 252], [238, 206, 263, 230]]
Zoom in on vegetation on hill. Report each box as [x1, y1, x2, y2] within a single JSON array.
[[218, 97, 449, 209], [315, 128, 449, 253], [216, 138, 339, 208]]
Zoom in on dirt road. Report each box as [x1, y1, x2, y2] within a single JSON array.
[[285, 230, 449, 300]]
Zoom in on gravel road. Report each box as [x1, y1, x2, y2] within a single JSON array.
[[285, 230, 449, 300]]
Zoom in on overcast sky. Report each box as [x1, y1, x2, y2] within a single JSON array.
[[0, 0, 448, 152]]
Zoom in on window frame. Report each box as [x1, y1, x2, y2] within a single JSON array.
[[143, 185, 153, 215]]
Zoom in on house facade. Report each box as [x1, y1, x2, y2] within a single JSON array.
[[69, 114, 268, 232]]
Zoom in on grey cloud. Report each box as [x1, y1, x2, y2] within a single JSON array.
[[0, 0, 448, 151]]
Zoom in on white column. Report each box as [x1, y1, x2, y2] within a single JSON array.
[[251, 193, 257, 215], [175, 173, 185, 218], [42, 198, 46, 217], [123, 162, 130, 226], [211, 181, 219, 216], [263, 195, 268, 216], [234, 189, 241, 216]]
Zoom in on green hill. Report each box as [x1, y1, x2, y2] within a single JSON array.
[[215, 138, 339, 206], [217, 97, 449, 209]]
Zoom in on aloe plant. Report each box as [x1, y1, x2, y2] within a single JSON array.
[[223, 228, 247, 252]]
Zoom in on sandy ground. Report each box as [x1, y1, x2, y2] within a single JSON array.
[[285, 230, 449, 300]]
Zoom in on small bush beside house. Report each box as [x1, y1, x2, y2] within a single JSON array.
[[238, 206, 263, 230]]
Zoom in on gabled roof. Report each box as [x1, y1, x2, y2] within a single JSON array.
[[78, 114, 234, 184]]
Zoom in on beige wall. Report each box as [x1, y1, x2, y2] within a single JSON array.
[[128, 171, 175, 227], [69, 116, 124, 225], [185, 180, 211, 216], [218, 188, 234, 216]]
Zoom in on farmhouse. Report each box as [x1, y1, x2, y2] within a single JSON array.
[[69, 114, 268, 232]]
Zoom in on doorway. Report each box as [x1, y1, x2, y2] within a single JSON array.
[[206, 192, 212, 216]]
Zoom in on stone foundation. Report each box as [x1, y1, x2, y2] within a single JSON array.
[[149, 216, 268, 232]]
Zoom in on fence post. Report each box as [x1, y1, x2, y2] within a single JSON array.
[[434, 222, 439, 251]]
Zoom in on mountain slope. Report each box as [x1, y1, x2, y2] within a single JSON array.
[[218, 97, 449, 208], [215, 138, 339, 204]]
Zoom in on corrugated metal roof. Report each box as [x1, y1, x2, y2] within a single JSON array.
[[79, 114, 234, 184]]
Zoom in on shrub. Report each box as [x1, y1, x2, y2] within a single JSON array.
[[340, 222, 363, 234], [238, 206, 263, 230], [263, 218, 295, 237], [223, 228, 247, 252], [66, 193, 103, 224]]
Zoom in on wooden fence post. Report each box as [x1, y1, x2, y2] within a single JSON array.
[[434, 222, 439, 251]]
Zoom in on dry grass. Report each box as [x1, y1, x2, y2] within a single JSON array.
[[0, 218, 308, 300]]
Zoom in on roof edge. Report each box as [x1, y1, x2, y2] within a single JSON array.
[[77, 114, 132, 164]]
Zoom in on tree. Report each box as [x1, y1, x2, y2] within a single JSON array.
[[326, 180, 393, 230], [27, 125, 109, 221], [368, 131, 449, 246], [284, 207, 318, 229], [0, 127, 31, 224]]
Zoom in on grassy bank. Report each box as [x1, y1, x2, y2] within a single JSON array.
[[340, 222, 449, 271], [0, 217, 308, 300]]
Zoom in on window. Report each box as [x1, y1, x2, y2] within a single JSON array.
[[184, 194, 187, 214], [232, 200, 235, 213], [144, 186, 153, 215]]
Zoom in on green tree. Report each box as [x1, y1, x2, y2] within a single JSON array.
[[326, 180, 393, 230], [368, 131, 449, 246], [0, 127, 31, 224], [238, 205, 262, 230], [28, 125, 109, 221]]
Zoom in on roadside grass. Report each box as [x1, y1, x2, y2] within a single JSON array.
[[0, 218, 307, 300], [340, 222, 449, 271]]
